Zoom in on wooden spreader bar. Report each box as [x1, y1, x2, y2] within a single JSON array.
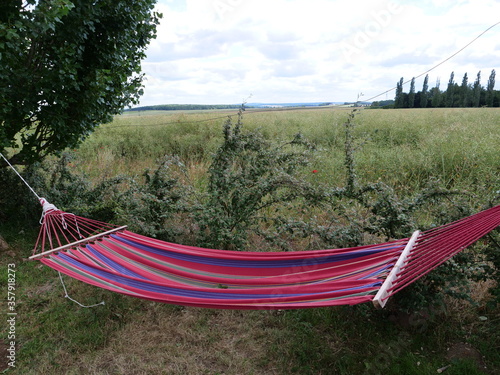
[[29, 225, 128, 260]]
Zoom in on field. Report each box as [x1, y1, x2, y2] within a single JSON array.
[[79, 107, 499, 192], [1, 107, 500, 374]]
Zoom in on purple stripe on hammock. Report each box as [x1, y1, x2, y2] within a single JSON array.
[[55, 253, 380, 300]]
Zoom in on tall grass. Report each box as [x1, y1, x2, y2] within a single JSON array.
[[78, 107, 500, 198]]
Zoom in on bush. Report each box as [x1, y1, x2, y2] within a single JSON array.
[[194, 107, 322, 250], [117, 155, 188, 240]]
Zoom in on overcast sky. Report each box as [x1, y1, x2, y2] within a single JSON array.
[[138, 0, 500, 105]]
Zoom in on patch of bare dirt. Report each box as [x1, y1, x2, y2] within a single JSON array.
[[68, 305, 280, 374], [0, 235, 9, 251], [24, 280, 57, 298], [0, 340, 16, 372], [0, 341, 7, 372], [446, 342, 488, 373]]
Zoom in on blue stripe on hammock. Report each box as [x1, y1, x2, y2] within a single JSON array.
[[56, 253, 380, 300], [111, 234, 403, 269], [85, 244, 149, 280]]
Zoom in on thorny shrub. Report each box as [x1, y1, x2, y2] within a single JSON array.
[[194, 106, 324, 250]]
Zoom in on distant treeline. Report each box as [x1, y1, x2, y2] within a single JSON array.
[[370, 100, 395, 108], [126, 104, 242, 111], [127, 103, 338, 111], [384, 69, 499, 109]]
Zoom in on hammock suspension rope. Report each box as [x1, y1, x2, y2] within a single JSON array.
[[1, 153, 105, 308]]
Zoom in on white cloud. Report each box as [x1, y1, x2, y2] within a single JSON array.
[[137, 0, 500, 105]]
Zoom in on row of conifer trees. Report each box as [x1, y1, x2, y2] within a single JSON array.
[[392, 69, 498, 108]]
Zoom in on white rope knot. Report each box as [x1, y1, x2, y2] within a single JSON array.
[[39, 198, 58, 214]]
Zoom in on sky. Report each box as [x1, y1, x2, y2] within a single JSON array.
[[138, 0, 500, 105]]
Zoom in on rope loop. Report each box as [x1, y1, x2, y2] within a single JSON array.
[[58, 272, 105, 309]]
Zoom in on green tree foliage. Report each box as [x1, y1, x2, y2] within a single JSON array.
[[394, 77, 404, 108], [420, 74, 429, 108], [0, 0, 161, 166], [429, 78, 442, 108], [472, 71, 482, 107], [445, 71, 456, 107], [460, 72, 469, 107], [486, 69, 496, 107], [392, 69, 498, 108], [408, 77, 415, 108], [369, 100, 395, 108]]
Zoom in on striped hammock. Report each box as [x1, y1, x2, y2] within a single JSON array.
[[30, 199, 500, 309]]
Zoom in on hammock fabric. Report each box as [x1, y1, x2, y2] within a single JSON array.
[[30, 199, 500, 309]]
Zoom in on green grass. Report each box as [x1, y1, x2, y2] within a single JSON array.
[[1, 107, 499, 374], [78, 107, 500, 195]]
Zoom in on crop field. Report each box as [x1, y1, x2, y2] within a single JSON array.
[[1, 107, 499, 374], [79, 107, 499, 191]]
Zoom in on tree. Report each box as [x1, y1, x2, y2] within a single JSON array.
[[420, 74, 429, 108], [486, 69, 496, 107], [445, 71, 456, 107], [0, 0, 161, 167], [395, 77, 404, 108], [408, 77, 415, 108], [429, 78, 442, 108], [460, 72, 469, 107], [494, 92, 500, 107], [472, 71, 482, 107]]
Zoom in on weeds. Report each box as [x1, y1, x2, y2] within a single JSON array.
[[117, 155, 188, 240], [195, 106, 320, 250]]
